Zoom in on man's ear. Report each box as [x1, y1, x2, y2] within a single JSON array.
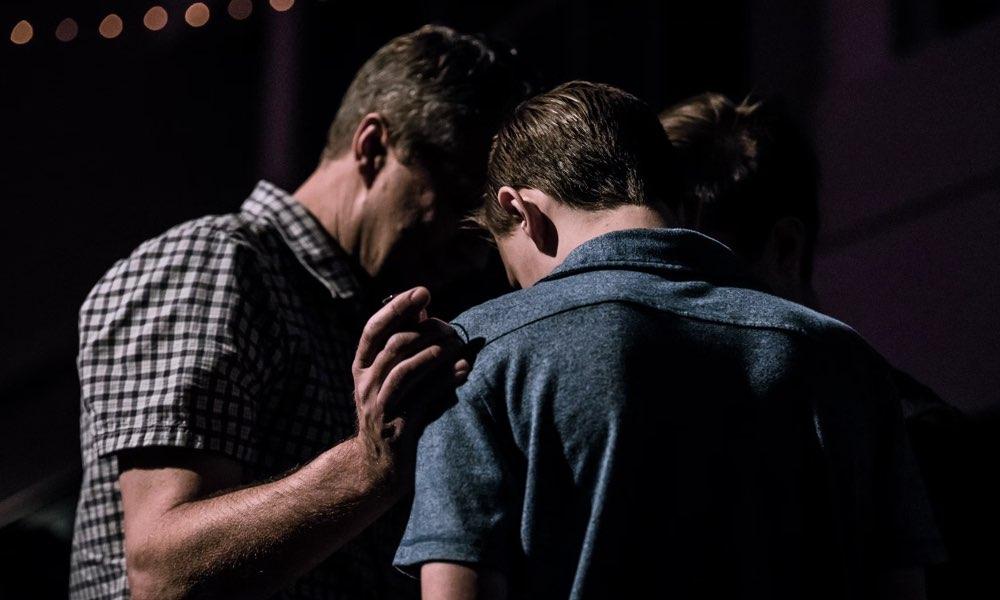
[[496, 187, 558, 256], [352, 113, 389, 187]]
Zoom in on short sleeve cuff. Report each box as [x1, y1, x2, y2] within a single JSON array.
[[93, 421, 258, 466], [393, 539, 499, 579]]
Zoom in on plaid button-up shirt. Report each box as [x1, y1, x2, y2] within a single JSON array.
[[70, 181, 418, 599]]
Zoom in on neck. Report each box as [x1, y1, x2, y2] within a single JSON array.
[[292, 157, 363, 257], [553, 203, 673, 264]]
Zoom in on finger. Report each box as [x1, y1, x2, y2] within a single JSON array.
[[417, 317, 458, 338], [399, 358, 468, 427], [355, 287, 431, 370], [366, 327, 456, 389], [382, 416, 406, 443], [354, 321, 463, 431], [385, 355, 470, 423], [453, 358, 471, 380], [376, 341, 461, 414], [365, 318, 460, 379]]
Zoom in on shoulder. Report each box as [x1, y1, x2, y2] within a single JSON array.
[[745, 292, 863, 343], [91, 213, 269, 288], [758, 294, 881, 361], [450, 288, 525, 344], [450, 277, 611, 346], [117, 212, 270, 270], [452, 274, 885, 382], [454, 274, 862, 343], [80, 212, 280, 326]]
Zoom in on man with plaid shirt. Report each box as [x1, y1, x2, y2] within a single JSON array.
[[69, 26, 531, 600]]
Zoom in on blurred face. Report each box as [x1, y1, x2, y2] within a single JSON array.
[[364, 151, 489, 292], [492, 226, 551, 289]]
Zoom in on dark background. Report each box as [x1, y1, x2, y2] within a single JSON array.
[[1, 0, 999, 596]]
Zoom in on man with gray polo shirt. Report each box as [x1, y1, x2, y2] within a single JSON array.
[[394, 82, 943, 599]]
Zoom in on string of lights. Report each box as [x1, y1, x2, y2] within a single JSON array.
[[8, 0, 295, 46]]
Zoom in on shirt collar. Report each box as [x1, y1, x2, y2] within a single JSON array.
[[540, 227, 753, 287], [241, 180, 361, 299]]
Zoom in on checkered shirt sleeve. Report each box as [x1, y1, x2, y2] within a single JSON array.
[[78, 221, 282, 464]]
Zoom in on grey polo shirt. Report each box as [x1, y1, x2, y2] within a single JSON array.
[[395, 227, 943, 599]]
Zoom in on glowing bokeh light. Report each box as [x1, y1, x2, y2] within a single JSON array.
[[144, 6, 169, 31], [185, 3, 211, 28], [228, 0, 253, 20], [10, 20, 33, 45], [99, 14, 124, 39], [55, 18, 79, 42], [269, 0, 295, 13]]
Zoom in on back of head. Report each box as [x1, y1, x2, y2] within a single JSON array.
[[324, 25, 534, 207], [659, 93, 820, 279], [477, 80, 683, 235]]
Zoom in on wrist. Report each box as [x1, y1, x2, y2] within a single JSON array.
[[341, 435, 410, 499]]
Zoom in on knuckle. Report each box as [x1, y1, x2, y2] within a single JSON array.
[[395, 361, 419, 380], [385, 333, 409, 353], [359, 328, 377, 350]]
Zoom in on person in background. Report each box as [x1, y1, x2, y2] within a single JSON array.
[[69, 25, 532, 600], [393, 81, 943, 599], [659, 92, 983, 598]]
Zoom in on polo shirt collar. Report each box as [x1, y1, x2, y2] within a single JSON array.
[[241, 180, 361, 299], [540, 227, 752, 286]]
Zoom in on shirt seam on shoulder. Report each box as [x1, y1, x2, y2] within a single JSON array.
[[156, 218, 291, 377], [453, 372, 505, 429], [542, 259, 691, 281], [473, 298, 827, 351], [182, 220, 271, 256]]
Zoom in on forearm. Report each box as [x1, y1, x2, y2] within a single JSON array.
[[126, 437, 403, 600], [421, 563, 508, 600]]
